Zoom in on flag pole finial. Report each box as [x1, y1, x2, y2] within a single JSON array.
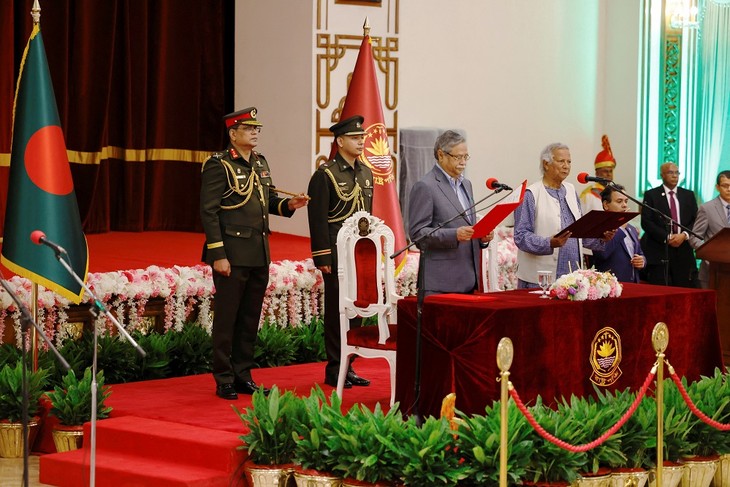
[[31, 0, 41, 24], [363, 17, 370, 37]]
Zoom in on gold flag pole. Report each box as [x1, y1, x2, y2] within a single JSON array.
[[652, 322, 669, 487], [30, 0, 41, 373], [496, 337, 514, 487], [31, 284, 38, 370]]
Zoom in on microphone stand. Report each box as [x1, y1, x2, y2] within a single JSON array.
[[48, 249, 146, 487], [0, 271, 70, 487], [391, 187, 512, 423], [607, 182, 701, 286]]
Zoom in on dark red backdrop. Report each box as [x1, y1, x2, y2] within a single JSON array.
[[0, 0, 234, 234]]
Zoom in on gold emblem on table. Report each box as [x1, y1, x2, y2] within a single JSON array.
[[589, 327, 622, 386]]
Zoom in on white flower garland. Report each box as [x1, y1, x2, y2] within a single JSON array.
[[0, 260, 326, 348]]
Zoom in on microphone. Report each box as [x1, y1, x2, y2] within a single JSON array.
[[30, 230, 67, 256], [577, 172, 611, 184], [486, 178, 512, 192]]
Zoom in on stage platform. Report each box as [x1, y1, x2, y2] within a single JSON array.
[[38, 359, 392, 486]]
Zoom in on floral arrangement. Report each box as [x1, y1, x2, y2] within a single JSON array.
[[483, 226, 518, 291], [1, 260, 325, 349], [261, 259, 324, 327], [549, 268, 623, 301]]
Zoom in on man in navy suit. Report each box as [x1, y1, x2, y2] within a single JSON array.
[[408, 130, 493, 295], [640, 162, 698, 287], [593, 185, 645, 282]]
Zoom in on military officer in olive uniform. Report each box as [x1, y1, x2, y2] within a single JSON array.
[[307, 115, 374, 388], [200, 107, 309, 400]]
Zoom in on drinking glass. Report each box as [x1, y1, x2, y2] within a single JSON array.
[[537, 270, 553, 298]]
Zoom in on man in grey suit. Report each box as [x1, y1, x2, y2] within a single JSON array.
[[690, 169, 730, 288], [408, 130, 493, 295]]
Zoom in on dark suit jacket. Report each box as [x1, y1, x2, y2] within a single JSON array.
[[408, 166, 481, 294], [640, 184, 698, 286], [593, 224, 644, 282], [200, 145, 294, 267]]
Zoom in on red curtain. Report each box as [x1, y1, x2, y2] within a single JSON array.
[[0, 0, 233, 234]]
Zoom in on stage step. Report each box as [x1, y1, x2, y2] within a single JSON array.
[[39, 416, 248, 487]]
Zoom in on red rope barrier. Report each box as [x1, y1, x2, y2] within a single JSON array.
[[509, 370, 656, 452], [669, 369, 730, 431]]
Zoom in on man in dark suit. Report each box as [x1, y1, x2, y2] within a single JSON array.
[[200, 107, 309, 400], [408, 130, 493, 295], [307, 115, 373, 389], [689, 169, 730, 288], [593, 185, 645, 282], [640, 161, 698, 287]]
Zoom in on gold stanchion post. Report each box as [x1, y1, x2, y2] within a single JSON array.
[[652, 322, 669, 487], [496, 337, 514, 487]]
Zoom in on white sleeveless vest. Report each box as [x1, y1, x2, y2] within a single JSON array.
[[517, 181, 584, 283]]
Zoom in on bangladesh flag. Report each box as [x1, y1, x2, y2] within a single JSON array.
[[1, 24, 88, 303]]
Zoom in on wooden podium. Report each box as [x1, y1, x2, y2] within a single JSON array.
[[696, 227, 730, 363]]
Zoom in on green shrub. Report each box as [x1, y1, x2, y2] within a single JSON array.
[[167, 322, 212, 376], [254, 321, 297, 368], [456, 400, 534, 485], [46, 367, 112, 426], [133, 331, 172, 380], [234, 385, 304, 465], [290, 319, 325, 364], [0, 361, 49, 422]]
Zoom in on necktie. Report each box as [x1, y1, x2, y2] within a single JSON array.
[[726, 204, 730, 225], [455, 181, 473, 224], [668, 190, 678, 233]]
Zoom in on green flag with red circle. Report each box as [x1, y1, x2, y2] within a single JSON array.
[[1, 25, 88, 303]]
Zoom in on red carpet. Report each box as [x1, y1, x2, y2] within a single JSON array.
[[38, 359, 393, 487], [85, 231, 312, 273], [1, 230, 312, 276]]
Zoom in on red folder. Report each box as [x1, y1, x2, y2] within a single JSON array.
[[555, 210, 639, 238], [472, 180, 527, 239]]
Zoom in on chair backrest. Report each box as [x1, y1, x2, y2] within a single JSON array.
[[336, 211, 398, 316]]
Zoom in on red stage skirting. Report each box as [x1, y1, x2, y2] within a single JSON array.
[[395, 284, 724, 419], [38, 359, 391, 487]]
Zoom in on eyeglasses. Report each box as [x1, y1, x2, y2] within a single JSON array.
[[718, 184, 730, 189], [664, 170, 680, 175], [237, 125, 262, 133], [445, 152, 470, 162], [552, 158, 571, 165]]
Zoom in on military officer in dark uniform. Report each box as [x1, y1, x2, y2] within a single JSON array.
[[307, 115, 374, 388], [200, 107, 309, 400]]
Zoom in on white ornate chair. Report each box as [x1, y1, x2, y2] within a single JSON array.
[[336, 211, 400, 406]]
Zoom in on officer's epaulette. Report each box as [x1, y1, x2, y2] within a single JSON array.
[[319, 159, 336, 170], [201, 152, 225, 172]]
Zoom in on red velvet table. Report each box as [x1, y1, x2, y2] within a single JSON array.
[[395, 283, 723, 418]]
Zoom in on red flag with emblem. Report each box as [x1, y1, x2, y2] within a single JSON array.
[[334, 30, 407, 272]]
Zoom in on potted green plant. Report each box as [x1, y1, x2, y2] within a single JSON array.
[[637, 378, 694, 487], [233, 385, 304, 486], [45, 367, 113, 452], [392, 415, 470, 486], [455, 399, 534, 486], [291, 386, 344, 486], [0, 361, 48, 458], [593, 387, 651, 487], [557, 394, 626, 485], [678, 370, 730, 487], [327, 402, 406, 486], [523, 397, 588, 486]]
